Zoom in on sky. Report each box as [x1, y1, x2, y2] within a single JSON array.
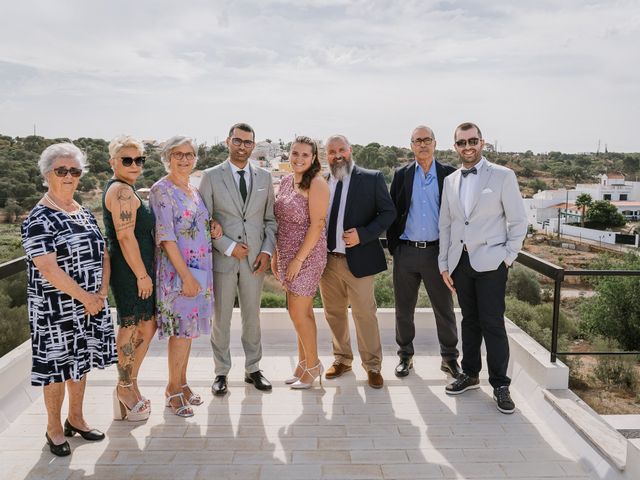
[[1, 0, 639, 153]]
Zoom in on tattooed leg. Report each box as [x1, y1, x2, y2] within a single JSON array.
[[116, 324, 142, 409]]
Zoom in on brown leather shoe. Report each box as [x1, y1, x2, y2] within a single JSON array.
[[367, 370, 384, 389], [325, 362, 352, 379]]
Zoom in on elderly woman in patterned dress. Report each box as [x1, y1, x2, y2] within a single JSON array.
[[272, 136, 329, 389], [21, 143, 117, 456], [149, 136, 221, 417]]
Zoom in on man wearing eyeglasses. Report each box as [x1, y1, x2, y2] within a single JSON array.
[[438, 122, 527, 414], [199, 122, 277, 395], [387, 125, 460, 380]]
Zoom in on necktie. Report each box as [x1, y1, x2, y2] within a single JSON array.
[[327, 180, 343, 252], [238, 170, 247, 203], [461, 166, 477, 178]]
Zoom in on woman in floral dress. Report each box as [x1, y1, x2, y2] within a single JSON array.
[[149, 135, 221, 417]]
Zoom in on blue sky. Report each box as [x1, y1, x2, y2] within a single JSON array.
[[1, 0, 638, 152]]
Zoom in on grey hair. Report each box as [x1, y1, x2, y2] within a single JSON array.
[[38, 143, 86, 184], [326, 134, 351, 147], [160, 136, 198, 172], [411, 125, 435, 141], [108, 134, 144, 158]]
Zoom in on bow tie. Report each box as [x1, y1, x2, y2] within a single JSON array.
[[461, 167, 477, 178]]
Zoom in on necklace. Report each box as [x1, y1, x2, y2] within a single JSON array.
[[44, 193, 88, 227]]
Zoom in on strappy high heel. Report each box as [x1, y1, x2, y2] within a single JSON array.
[[113, 383, 150, 422], [181, 384, 203, 406], [291, 362, 324, 389], [165, 391, 194, 417], [284, 360, 306, 385], [132, 377, 151, 407]]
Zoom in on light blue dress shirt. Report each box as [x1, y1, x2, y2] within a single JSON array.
[[400, 161, 440, 242]]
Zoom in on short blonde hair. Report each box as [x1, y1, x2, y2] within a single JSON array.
[[108, 134, 144, 158]]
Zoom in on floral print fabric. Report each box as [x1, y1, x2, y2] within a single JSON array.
[[149, 177, 213, 339]]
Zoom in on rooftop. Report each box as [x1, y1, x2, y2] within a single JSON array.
[[1, 309, 638, 480]]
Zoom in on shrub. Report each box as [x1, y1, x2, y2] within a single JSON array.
[[506, 265, 541, 305], [260, 292, 286, 308], [0, 292, 29, 356]]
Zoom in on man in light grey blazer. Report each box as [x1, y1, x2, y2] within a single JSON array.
[[438, 122, 527, 414], [199, 122, 277, 395]]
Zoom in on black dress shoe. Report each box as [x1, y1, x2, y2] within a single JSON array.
[[440, 358, 462, 378], [45, 432, 71, 457], [395, 358, 413, 378], [63, 419, 105, 441], [212, 375, 228, 396], [244, 370, 272, 391]]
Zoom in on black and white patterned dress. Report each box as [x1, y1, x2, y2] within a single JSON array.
[[21, 204, 117, 387]]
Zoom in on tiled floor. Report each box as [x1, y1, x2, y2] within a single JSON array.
[[0, 320, 596, 479]]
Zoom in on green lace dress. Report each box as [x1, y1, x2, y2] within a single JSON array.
[[102, 178, 156, 327]]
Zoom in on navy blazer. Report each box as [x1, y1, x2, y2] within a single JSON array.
[[335, 165, 396, 278], [386, 160, 456, 255]]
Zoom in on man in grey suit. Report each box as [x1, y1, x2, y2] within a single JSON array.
[[438, 122, 527, 414], [199, 123, 277, 395]]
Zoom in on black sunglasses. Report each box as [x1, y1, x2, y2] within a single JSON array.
[[230, 138, 255, 148], [120, 156, 146, 167], [455, 138, 481, 148], [52, 167, 83, 178]]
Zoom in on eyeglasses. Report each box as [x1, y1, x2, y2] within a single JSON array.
[[455, 138, 481, 148], [120, 156, 146, 167], [52, 167, 83, 178], [170, 152, 196, 161], [412, 137, 433, 146], [230, 137, 255, 148]]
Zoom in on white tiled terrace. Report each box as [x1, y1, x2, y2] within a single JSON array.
[[0, 309, 637, 480]]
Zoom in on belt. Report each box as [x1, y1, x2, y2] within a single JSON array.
[[328, 251, 346, 258], [401, 239, 439, 248]]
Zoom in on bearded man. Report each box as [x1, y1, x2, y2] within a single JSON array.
[[318, 134, 396, 389]]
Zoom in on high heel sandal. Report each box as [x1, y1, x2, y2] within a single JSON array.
[[113, 383, 151, 422], [291, 362, 324, 389], [284, 360, 306, 385], [132, 377, 151, 408], [165, 391, 194, 417], [181, 384, 203, 406]]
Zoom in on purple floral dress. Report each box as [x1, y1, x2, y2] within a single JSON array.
[[149, 177, 213, 339]]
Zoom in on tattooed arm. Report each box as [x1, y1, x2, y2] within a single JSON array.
[[105, 182, 153, 299]]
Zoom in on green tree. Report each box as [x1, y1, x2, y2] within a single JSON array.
[[4, 198, 24, 223], [506, 266, 541, 305], [574, 193, 592, 228], [585, 200, 625, 229]]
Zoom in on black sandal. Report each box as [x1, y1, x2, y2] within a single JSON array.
[[45, 432, 71, 457]]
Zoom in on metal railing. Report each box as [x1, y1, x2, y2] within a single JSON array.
[[515, 250, 640, 362], [0, 256, 27, 281]]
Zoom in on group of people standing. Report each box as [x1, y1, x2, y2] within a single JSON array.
[[21, 121, 527, 458]]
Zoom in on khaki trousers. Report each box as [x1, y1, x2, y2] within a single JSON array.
[[319, 255, 383, 371]]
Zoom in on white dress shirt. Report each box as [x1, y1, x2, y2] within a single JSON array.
[[326, 170, 352, 254], [459, 156, 486, 218]]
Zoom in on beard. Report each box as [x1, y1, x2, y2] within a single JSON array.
[[330, 156, 353, 180]]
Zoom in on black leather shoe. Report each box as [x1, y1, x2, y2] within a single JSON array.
[[212, 375, 228, 396], [395, 358, 413, 378], [63, 419, 105, 441], [45, 432, 71, 457], [244, 370, 272, 391], [440, 358, 462, 378]]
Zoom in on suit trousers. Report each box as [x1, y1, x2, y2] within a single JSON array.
[[393, 243, 458, 360], [211, 259, 264, 376], [452, 250, 510, 389], [319, 254, 383, 371]]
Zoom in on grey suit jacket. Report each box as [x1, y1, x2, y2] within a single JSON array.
[[438, 159, 527, 274], [199, 160, 277, 273]]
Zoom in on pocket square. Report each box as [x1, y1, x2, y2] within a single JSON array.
[[481, 188, 493, 194]]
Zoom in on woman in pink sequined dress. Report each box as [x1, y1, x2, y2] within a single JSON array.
[[272, 136, 330, 389]]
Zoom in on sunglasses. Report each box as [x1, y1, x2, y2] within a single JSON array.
[[412, 137, 434, 146], [230, 137, 255, 148], [52, 167, 83, 178], [120, 156, 146, 167], [455, 138, 481, 148]]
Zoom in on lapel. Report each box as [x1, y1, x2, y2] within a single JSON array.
[[451, 169, 465, 218], [221, 160, 244, 215], [343, 165, 361, 225], [404, 161, 416, 209], [244, 165, 259, 214], [467, 160, 494, 217], [435, 161, 446, 205]]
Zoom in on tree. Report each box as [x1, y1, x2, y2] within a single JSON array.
[[506, 266, 541, 305], [4, 198, 24, 223], [574, 193, 592, 228], [585, 200, 625, 229]]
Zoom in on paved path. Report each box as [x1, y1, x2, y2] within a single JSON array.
[[1, 320, 595, 479]]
